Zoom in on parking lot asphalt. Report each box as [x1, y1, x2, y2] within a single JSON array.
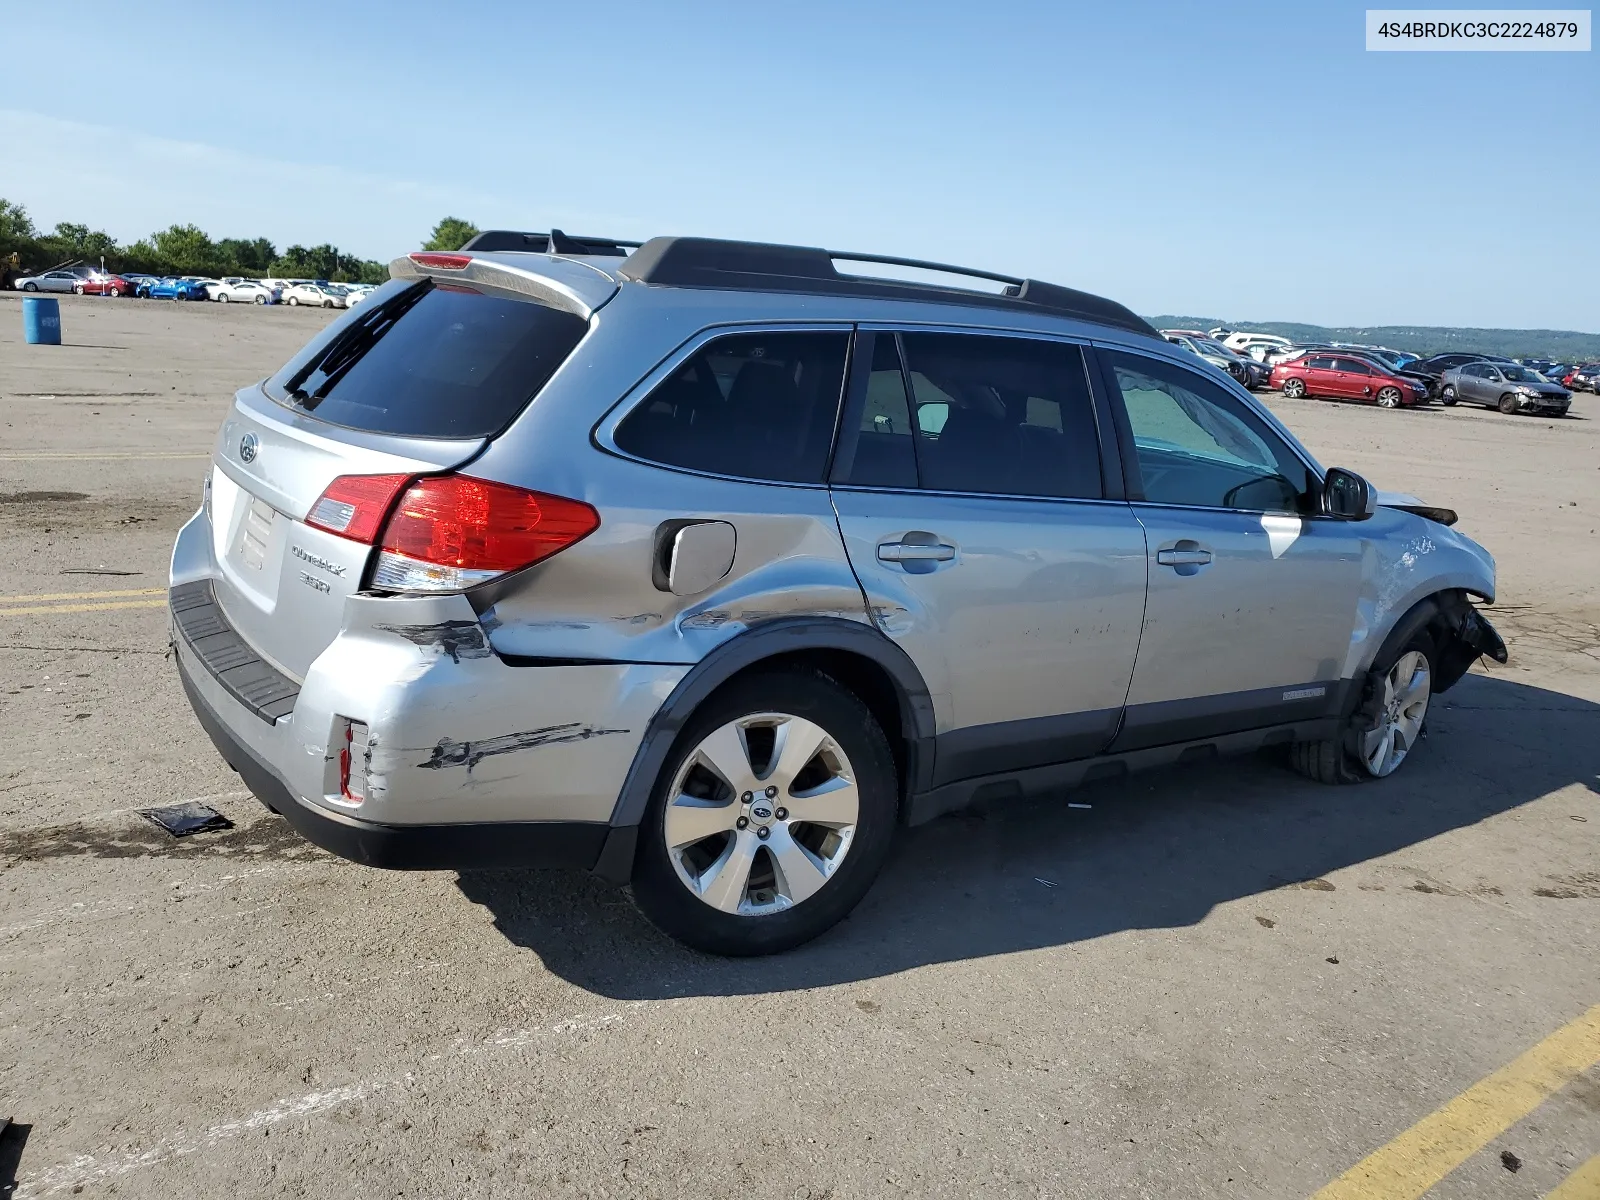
[[1, 293, 1596, 1199]]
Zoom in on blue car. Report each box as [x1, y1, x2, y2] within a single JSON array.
[[141, 276, 210, 301]]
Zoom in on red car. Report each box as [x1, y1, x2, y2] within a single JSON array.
[[1270, 352, 1430, 409], [72, 268, 132, 297]]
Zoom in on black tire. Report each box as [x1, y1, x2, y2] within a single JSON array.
[[1439, 384, 1457, 406], [22, 282, 37, 292], [322, 299, 334, 309], [1376, 386, 1403, 409], [630, 668, 898, 955], [1498, 393, 1519, 415], [73, 284, 85, 295], [1290, 630, 1436, 785], [287, 296, 298, 306], [217, 292, 229, 303], [254, 294, 267, 304], [1283, 378, 1306, 399]]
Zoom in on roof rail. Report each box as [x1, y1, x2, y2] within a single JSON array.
[[617, 237, 1158, 338], [459, 229, 643, 257]]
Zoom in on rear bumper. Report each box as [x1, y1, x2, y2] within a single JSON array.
[[177, 649, 610, 870], [169, 505, 687, 872]]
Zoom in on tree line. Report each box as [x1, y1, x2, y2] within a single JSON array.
[[0, 197, 404, 285]]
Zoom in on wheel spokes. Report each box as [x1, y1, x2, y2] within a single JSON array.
[[766, 826, 830, 906], [695, 831, 759, 913], [1364, 724, 1395, 774], [694, 722, 756, 795], [664, 794, 741, 849], [784, 775, 859, 827], [766, 716, 830, 791]]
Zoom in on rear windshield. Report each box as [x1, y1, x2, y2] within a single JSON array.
[[263, 278, 588, 438]]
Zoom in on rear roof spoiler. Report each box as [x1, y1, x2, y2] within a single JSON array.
[[460, 229, 642, 257]]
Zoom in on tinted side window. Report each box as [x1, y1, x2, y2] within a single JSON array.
[[1103, 350, 1316, 513], [899, 333, 1102, 499], [615, 331, 848, 484], [1335, 358, 1372, 374], [836, 333, 919, 488], [1305, 356, 1336, 370]]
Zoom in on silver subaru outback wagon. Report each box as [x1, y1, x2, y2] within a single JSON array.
[[170, 231, 1508, 955]]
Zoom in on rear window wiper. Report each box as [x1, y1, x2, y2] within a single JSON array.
[[284, 280, 432, 406]]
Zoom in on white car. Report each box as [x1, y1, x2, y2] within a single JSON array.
[[342, 285, 376, 306], [214, 280, 282, 305], [1222, 332, 1294, 355], [282, 283, 345, 309]]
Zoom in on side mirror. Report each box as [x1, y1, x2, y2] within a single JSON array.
[[1323, 467, 1377, 520]]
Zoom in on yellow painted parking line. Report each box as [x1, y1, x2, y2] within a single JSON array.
[[0, 588, 164, 604], [1311, 1004, 1600, 1200], [0, 599, 168, 617], [0, 452, 209, 461], [1545, 1154, 1600, 1199]]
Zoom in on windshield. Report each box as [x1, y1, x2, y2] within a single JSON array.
[[1498, 366, 1542, 383]]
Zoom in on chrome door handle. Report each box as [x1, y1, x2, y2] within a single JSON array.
[[878, 541, 956, 563], [1156, 548, 1212, 566]]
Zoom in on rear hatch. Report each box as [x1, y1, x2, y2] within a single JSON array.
[[206, 262, 605, 680]]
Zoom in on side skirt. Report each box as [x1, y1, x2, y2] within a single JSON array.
[[904, 715, 1339, 827]]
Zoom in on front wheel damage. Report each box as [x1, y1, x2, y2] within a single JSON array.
[[1290, 591, 1507, 786]]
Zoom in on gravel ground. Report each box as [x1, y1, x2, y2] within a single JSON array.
[[1, 293, 1596, 1198]]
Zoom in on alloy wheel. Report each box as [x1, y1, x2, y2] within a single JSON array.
[[1376, 386, 1402, 408], [663, 712, 860, 915], [1284, 379, 1305, 399], [1361, 650, 1430, 777]]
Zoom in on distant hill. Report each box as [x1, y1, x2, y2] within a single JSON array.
[[1144, 317, 1600, 362]]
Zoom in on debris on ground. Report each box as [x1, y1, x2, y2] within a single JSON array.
[[1500, 1150, 1522, 1173], [138, 802, 234, 838]]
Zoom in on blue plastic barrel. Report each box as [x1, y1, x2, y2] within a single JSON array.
[[22, 296, 62, 345]]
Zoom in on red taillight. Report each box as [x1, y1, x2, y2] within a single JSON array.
[[371, 475, 599, 593], [304, 474, 412, 543], [409, 252, 471, 270]]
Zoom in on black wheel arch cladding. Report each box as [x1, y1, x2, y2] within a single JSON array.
[[604, 617, 937, 832]]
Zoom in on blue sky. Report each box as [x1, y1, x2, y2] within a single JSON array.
[[5, 0, 1596, 329]]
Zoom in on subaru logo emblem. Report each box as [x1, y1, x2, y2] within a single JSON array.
[[239, 432, 259, 463], [752, 805, 772, 820]]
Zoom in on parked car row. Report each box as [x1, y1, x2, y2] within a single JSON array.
[[12, 264, 377, 309], [1158, 330, 1273, 390], [1189, 327, 1586, 418]]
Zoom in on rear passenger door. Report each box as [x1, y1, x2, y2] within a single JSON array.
[[1096, 348, 1364, 749], [830, 329, 1147, 786]]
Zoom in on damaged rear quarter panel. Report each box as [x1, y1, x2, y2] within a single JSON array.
[[476, 468, 872, 663]]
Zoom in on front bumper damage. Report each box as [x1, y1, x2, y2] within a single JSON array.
[[1434, 592, 1509, 692]]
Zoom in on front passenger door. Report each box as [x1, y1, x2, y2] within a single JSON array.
[[1097, 348, 1365, 750]]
